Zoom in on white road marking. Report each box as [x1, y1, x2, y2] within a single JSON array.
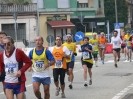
[[112, 83, 133, 99]]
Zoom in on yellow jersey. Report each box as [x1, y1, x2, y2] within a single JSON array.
[[124, 34, 131, 46], [63, 42, 77, 62], [32, 48, 48, 72], [89, 38, 99, 51]]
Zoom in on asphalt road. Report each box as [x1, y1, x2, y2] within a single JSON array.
[[1, 53, 133, 99]]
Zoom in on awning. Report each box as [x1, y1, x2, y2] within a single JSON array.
[[47, 20, 75, 28]]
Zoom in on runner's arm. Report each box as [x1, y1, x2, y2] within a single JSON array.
[[73, 43, 77, 56], [17, 49, 32, 73], [0, 52, 4, 75], [45, 49, 55, 66], [63, 46, 70, 59]]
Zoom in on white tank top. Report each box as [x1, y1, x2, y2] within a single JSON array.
[[4, 49, 19, 83]]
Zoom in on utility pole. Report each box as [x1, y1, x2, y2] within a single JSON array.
[[13, 12, 18, 46], [115, 0, 118, 23]]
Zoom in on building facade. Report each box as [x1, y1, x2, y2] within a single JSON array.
[[37, 0, 105, 46], [0, 0, 105, 47], [0, 3, 37, 47]]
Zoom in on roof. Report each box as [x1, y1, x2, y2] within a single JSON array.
[[47, 20, 75, 28]]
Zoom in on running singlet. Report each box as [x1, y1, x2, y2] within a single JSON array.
[[89, 39, 99, 51], [81, 44, 93, 64], [32, 48, 48, 72], [124, 34, 131, 46], [63, 42, 76, 62], [98, 37, 106, 48], [52, 46, 67, 69], [4, 49, 19, 83]]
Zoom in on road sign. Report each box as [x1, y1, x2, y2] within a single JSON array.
[[46, 35, 54, 43], [114, 23, 120, 29], [74, 31, 84, 42]]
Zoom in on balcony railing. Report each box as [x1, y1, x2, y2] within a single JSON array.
[[0, 3, 37, 14], [39, 8, 96, 12]]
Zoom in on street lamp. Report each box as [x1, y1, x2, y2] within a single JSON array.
[[115, 0, 118, 23]]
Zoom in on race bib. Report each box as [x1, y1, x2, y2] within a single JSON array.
[[99, 44, 105, 48], [55, 60, 63, 68], [5, 63, 18, 75], [82, 52, 90, 60], [34, 61, 44, 72]]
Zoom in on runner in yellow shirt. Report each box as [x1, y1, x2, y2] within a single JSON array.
[[89, 34, 99, 67], [63, 34, 77, 89], [124, 31, 132, 61]]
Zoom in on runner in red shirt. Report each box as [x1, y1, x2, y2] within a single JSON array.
[[0, 36, 32, 99]]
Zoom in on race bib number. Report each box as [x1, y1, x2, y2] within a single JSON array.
[[5, 63, 18, 75], [55, 60, 63, 68], [34, 61, 44, 72], [82, 52, 90, 60]]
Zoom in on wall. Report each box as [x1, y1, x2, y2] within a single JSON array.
[[39, 15, 48, 46], [0, 15, 37, 45]]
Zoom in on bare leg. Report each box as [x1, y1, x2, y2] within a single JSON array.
[[33, 82, 42, 99]]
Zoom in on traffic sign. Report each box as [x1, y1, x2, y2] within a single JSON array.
[[114, 23, 120, 29], [74, 31, 84, 42], [46, 35, 54, 43]]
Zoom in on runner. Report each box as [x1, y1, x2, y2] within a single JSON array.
[[98, 32, 106, 64], [89, 34, 99, 67], [128, 34, 133, 62], [0, 36, 32, 99], [79, 37, 93, 87], [63, 34, 77, 89], [0, 31, 7, 92], [111, 30, 122, 67], [29, 36, 55, 99], [49, 36, 70, 98], [124, 31, 132, 61], [120, 31, 126, 60]]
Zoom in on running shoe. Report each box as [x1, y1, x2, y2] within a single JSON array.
[[115, 64, 118, 68], [102, 60, 104, 64], [117, 58, 120, 62], [84, 83, 88, 87], [89, 80, 92, 85], [55, 87, 60, 96], [68, 84, 73, 89], [61, 93, 66, 98]]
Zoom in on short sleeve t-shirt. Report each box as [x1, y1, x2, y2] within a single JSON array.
[[111, 36, 122, 49]]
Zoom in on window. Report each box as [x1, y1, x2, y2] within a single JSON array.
[[2, 23, 26, 41], [77, 2, 88, 8], [57, 0, 69, 8]]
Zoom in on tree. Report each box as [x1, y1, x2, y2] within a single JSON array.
[[104, 0, 128, 31]]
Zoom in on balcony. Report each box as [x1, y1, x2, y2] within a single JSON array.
[[0, 3, 37, 15]]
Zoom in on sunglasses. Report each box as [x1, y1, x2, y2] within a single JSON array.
[[56, 39, 61, 41], [3, 42, 11, 46]]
